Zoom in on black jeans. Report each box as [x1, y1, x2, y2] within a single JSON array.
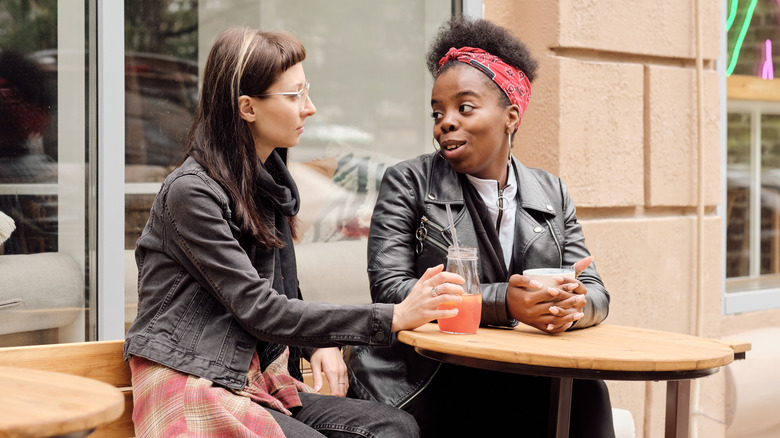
[[268, 392, 420, 438], [402, 364, 615, 438]]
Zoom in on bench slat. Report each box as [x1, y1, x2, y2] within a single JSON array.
[[0, 340, 131, 387]]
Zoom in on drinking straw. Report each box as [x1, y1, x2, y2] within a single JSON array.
[[445, 203, 460, 256]]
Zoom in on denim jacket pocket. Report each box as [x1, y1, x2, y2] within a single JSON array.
[[169, 285, 217, 350]]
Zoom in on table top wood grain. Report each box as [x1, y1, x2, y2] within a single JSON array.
[[0, 365, 125, 438], [397, 323, 738, 374]]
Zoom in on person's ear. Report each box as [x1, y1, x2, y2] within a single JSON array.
[[506, 104, 521, 134], [238, 95, 256, 123]]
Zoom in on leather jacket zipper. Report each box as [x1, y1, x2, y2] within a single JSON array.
[[496, 184, 505, 232], [416, 215, 453, 254], [545, 217, 563, 267]]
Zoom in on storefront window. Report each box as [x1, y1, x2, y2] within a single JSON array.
[[725, 0, 780, 309], [122, 1, 456, 328], [0, 0, 472, 343], [0, 0, 94, 345]]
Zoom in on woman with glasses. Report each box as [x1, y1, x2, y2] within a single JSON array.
[[344, 17, 615, 437], [123, 27, 464, 438]]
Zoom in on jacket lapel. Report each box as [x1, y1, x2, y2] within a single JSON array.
[[511, 158, 559, 271]]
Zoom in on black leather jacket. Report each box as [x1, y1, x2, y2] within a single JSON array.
[[345, 153, 609, 407], [124, 156, 394, 391]]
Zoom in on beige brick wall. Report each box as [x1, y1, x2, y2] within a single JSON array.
[[646, 65, 720, 206], [556, 0, 720, 59], [485, 1, 729, 436]]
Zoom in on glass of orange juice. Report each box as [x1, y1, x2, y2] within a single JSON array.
[[437, 246, 481, 334]]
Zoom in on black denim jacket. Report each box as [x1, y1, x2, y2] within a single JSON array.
[[345, 153, 609, 407], [124, 156, 394, 391]]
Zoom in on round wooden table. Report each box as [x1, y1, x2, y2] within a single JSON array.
[[0, 365, 125, 438], [398, 323, 739, 438]]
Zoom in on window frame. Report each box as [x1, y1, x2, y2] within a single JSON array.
[[97, 0, 126, 340]]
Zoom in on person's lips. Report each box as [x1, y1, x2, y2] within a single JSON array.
[[439, 138, 465, 151]]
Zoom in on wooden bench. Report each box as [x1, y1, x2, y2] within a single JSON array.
[[0, 340, 329, 437]]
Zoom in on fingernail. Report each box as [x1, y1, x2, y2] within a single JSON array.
[[548, 306, 558, 315], [547, 324, 554, 331], [548, 287, 559, 296], [530, 280, 542, 288], [574, 312, 584, 319]]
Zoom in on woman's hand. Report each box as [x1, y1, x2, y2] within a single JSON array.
[[391, 264, 464, 332], [507, 256, 593, 334], [308, 347, 349, 396]]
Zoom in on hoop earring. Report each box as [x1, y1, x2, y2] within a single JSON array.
[[432, 137, 446, 160], [507, 132, 513, 160]]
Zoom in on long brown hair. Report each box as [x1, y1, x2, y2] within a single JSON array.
[[184, 27, 305, 248]]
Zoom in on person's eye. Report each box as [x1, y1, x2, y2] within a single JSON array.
[[430, 111, 443, 120], [459, 104, 475, 113]]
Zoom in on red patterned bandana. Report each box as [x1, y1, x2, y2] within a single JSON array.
[[437, 46, 532, 122]]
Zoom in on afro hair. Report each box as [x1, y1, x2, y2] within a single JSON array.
[[426, 16, 538, 83]]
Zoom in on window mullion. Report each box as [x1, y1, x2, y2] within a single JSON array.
[[750, 109, 762, 277]]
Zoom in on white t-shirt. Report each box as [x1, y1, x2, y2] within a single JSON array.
[[465, 162, 517, 268]]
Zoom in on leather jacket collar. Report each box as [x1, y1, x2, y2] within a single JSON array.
[[424, 153, 556, 217]]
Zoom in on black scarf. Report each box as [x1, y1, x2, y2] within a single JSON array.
[[253, 150, 304, 379], [461, 173, 510, 284]]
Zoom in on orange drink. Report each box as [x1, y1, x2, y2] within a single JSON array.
[[438, 245, 481, 334], [437, 293, 481, 334]]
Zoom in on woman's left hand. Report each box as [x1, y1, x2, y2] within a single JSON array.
[[541, 256, 593, 331], [309, 347, 348, 396], [545, 280, 588, 330]]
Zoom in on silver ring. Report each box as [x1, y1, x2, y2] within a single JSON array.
[[431, 287, 439, 297]]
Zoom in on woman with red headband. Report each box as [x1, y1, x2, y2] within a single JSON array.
[[345, 17, 614, 437]]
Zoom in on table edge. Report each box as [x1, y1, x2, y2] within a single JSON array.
[[415, 347, 721, 381], [398, 323, 736, 373]]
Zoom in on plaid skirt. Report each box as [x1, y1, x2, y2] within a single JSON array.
[[129, 347, 313, 437]]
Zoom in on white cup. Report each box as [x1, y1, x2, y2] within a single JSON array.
[[522, 268, 575, 302]]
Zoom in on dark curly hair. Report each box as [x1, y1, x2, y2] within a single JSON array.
[[426, 16, 538, 84]]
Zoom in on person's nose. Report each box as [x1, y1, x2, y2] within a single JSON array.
[[439, 113, 457, 133], [303, 95, 316, 116]]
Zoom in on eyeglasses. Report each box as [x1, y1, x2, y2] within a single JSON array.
[[254, 80, 310, 112]]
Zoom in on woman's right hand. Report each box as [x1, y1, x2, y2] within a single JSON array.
[[391, 264, 464, 332]]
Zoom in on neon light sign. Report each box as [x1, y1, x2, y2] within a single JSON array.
[[761, 39, 774, 79], [726, 0, 759, 76]]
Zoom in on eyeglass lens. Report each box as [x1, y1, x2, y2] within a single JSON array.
[[299, 82, 309, 111]]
